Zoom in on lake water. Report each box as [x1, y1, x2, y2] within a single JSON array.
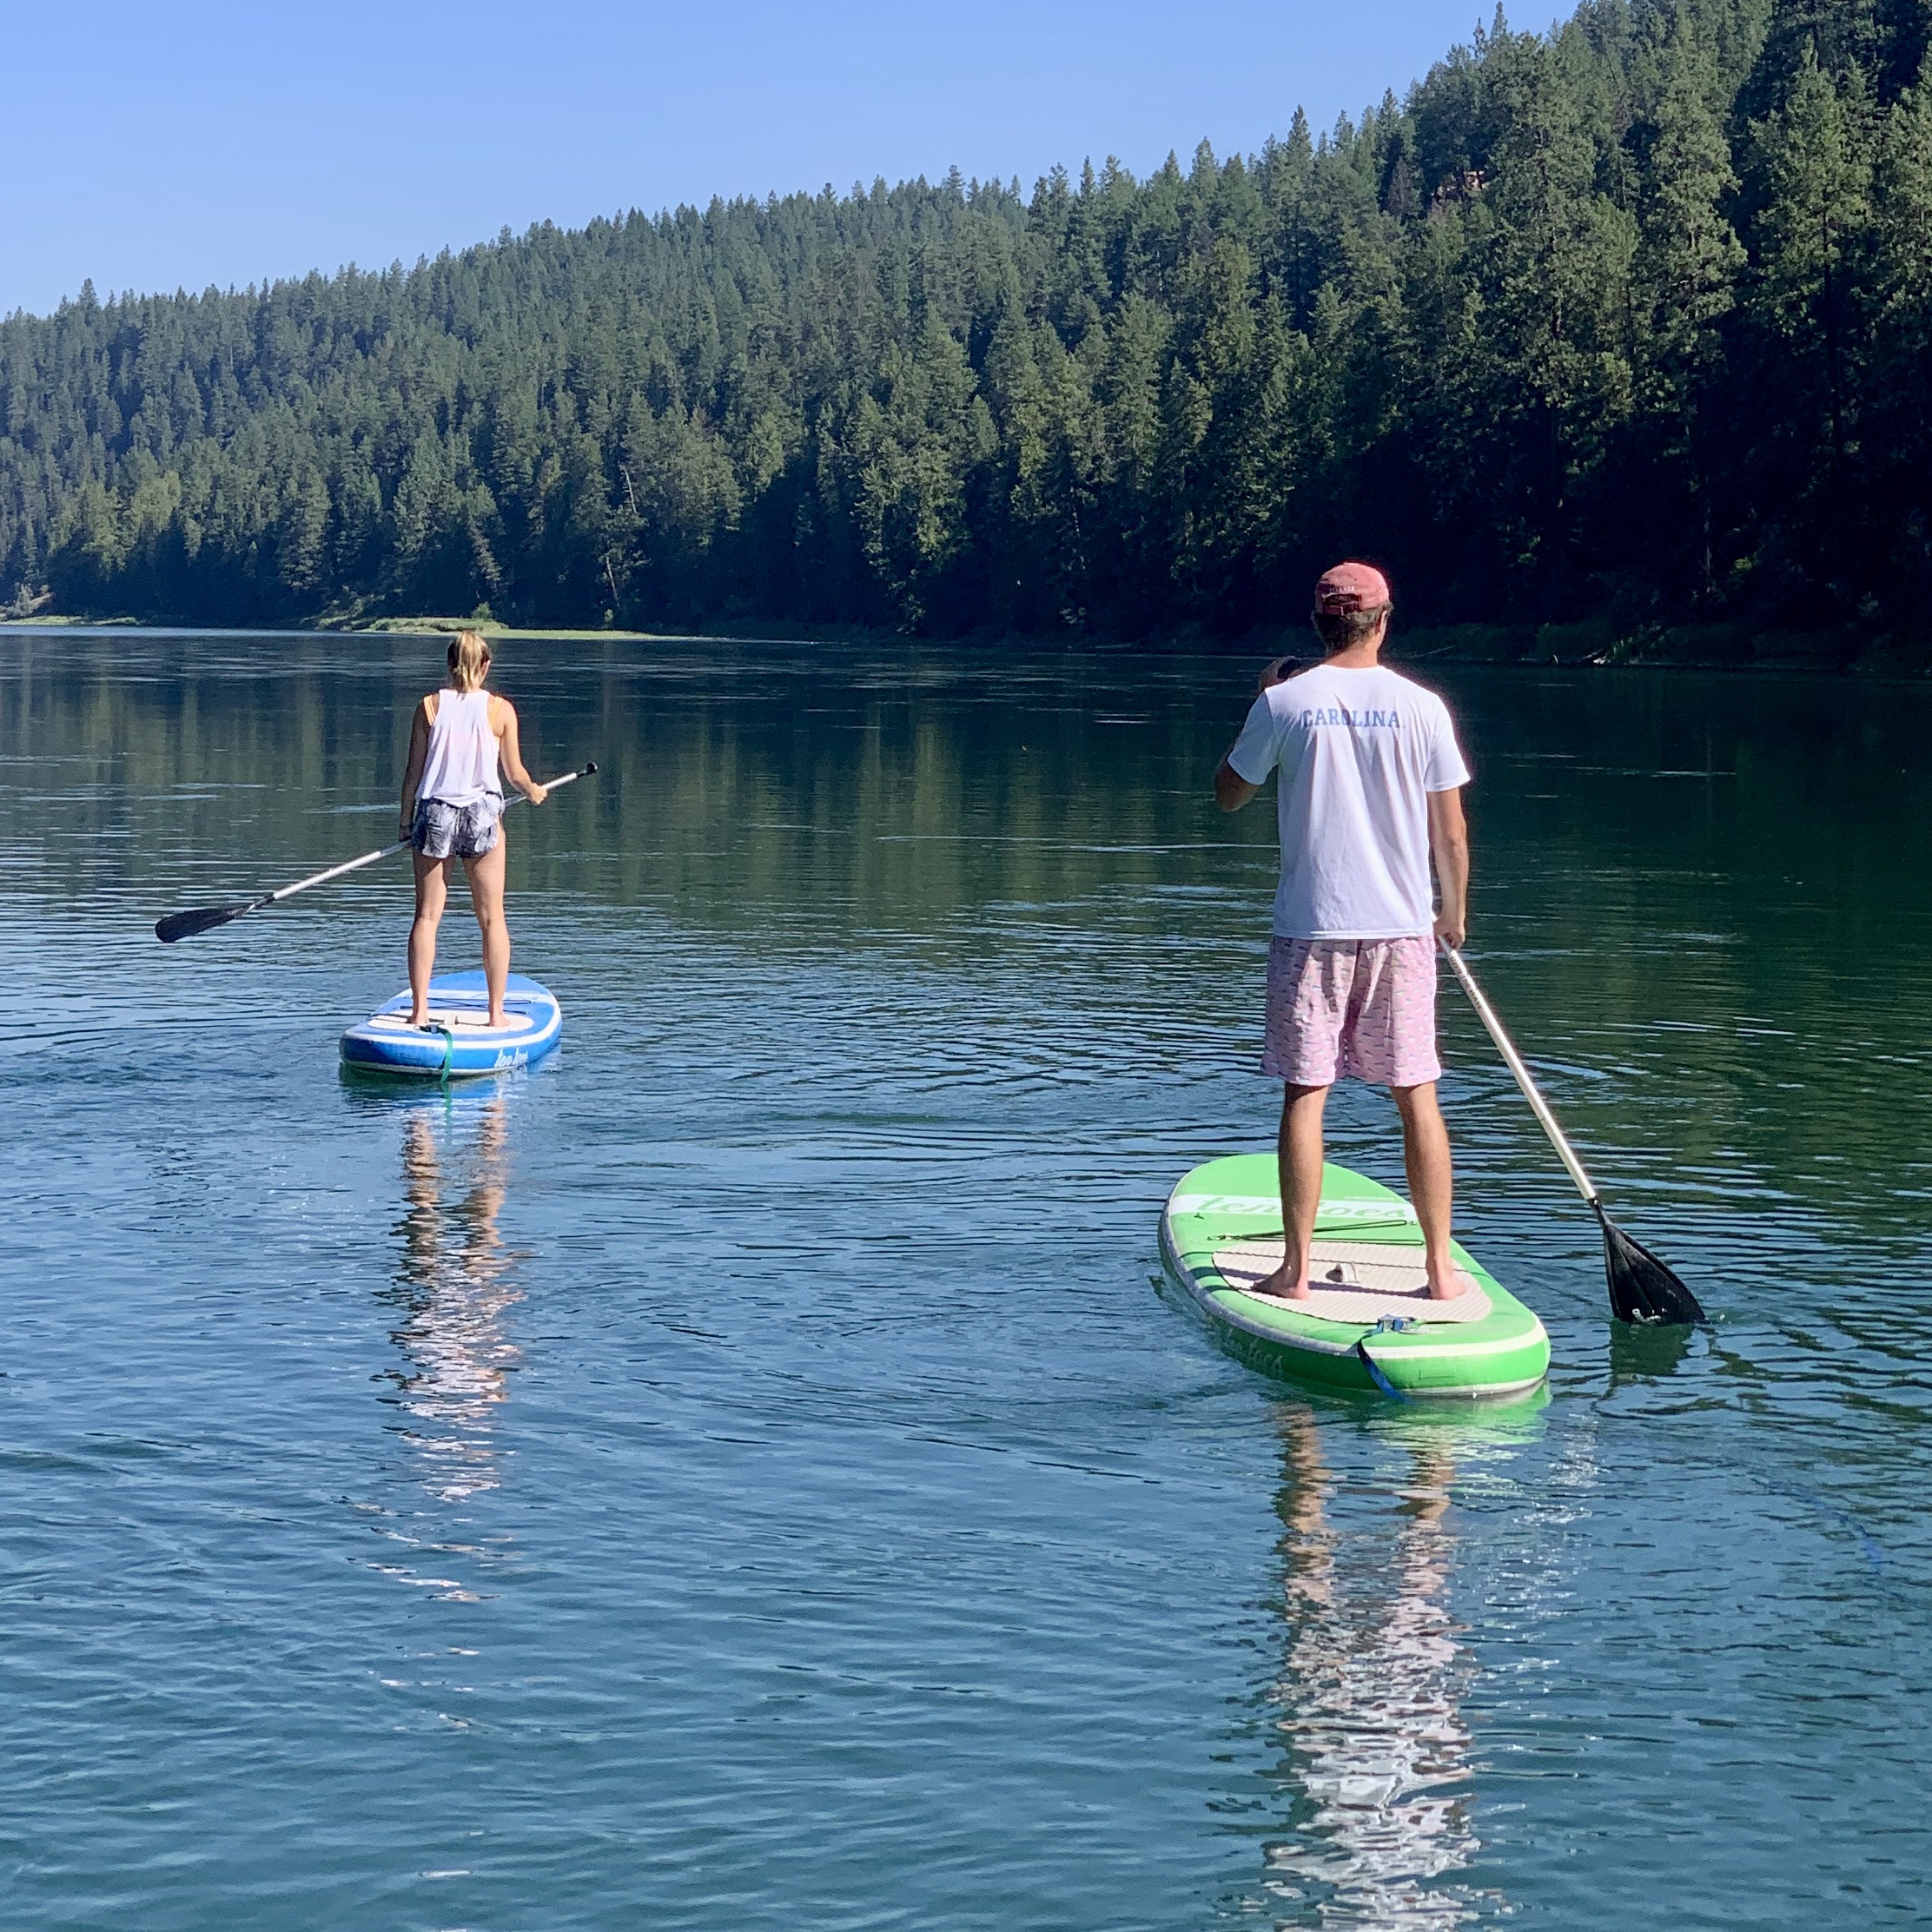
[[3, 630, 1930, 1929]]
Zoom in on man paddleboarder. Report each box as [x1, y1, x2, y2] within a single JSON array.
[[1214, 562, 1472, 1300]]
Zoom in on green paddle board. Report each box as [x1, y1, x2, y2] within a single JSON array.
[[1161, 1153, 1550, 1399]]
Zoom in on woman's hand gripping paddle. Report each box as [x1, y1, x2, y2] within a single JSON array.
[[1440, 941, 1706, 1327], [154, 764, 597, 944]]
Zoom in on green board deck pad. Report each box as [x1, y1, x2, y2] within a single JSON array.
[[1161, 1153, 1550, 1399]]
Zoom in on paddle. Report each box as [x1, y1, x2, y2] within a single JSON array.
[[1439, 940, 1707, 1327], [154, 763, 598, 944]]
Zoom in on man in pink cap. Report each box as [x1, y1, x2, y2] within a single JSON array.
[[1214, 561, 1472, 1300]]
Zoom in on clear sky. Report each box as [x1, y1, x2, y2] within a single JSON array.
[[7, 0, 1534, 320]]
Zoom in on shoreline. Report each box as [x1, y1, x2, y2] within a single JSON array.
[[3, 611, 1928, 678]]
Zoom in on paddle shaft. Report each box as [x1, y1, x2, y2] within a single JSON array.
[[1439, 941, 1601, 1208], [259, 838, 407, 909], [157, 765, 594, 940]]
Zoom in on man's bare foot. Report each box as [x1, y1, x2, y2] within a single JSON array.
[[1426, 1260, 1477, 1301], [1254, 1261, 1312, 1300]]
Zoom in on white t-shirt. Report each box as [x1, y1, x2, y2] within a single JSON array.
[[1226, 663, 1471, 939]]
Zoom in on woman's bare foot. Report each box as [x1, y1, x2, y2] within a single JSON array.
[[409, 1009, 429, 1027]]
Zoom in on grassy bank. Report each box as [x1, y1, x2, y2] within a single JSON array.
[[339, 615, 664, 643]]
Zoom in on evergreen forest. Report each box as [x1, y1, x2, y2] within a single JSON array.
[[4, 0, 1930, 642]]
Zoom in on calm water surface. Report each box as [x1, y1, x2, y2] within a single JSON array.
[[2, 632, 1929, 1929]]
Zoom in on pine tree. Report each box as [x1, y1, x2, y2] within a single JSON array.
[[1453, 25, 1637, 604], [1860, 62, 1932, 596], [1745, 50, 1873, 486], [1628, 30, 1746, 596]]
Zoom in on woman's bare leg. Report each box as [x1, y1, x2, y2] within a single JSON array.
[[408, 850, 452, 1023], [463, 837, 510, 1025]]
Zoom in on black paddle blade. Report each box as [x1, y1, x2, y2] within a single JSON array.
[[1600, 1214, 1706, 1327], [155, 902, 255, 944]]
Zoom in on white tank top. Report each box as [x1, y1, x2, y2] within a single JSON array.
[[417, 689, 501, 807]]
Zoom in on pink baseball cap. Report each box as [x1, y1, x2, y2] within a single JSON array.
[[1313, 561, 1392, 614]]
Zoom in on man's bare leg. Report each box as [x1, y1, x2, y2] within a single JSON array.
[[1392, 1081, 1464, 1299], [1257, 1082, 1329, 1299]]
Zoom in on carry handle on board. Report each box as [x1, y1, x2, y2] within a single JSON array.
[[154, 763, 598, 944], [1440, 940, 1707, 1327]]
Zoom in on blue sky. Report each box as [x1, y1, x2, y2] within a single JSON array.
[[8, 0, 1536, 319]]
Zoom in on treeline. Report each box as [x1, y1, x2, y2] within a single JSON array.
[[3, 0, 1930, 638]]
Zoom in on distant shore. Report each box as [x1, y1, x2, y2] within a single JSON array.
[[1394, 620, 1932, 678], [0, 612, 664, 645], [3, 610, 1927, 678]]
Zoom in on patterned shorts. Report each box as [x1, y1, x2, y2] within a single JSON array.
[[1262, 936, 1441, 1088], [411, 795, 503, 860]]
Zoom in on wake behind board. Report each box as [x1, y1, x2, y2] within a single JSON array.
[[340, 970, 561, 1078], [1161, 1153, 1549, 1399]]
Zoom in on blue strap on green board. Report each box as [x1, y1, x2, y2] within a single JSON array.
[[1356, 1333, 1410, 1401]]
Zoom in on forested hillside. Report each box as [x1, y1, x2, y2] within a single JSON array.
[[3, 0, 1929, 638]]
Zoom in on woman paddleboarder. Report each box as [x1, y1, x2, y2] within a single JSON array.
[[398, 632, 547, 1029]]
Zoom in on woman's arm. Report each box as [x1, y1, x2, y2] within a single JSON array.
[[492, 697, 547, 804], [399, 698, 433, 837]]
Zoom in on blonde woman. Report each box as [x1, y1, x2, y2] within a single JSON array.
[[398, 632, 547, 1029]]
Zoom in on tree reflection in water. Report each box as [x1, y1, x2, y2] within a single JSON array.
[[1260, 1405, 1483, 1930], [381, 1094, 524, 1504]]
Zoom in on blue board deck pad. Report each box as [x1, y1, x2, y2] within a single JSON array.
[[340, 970, 562, 1077]]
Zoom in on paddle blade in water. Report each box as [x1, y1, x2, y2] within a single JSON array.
[[155, 902, 255, 944], [1600, 1214, 1706, 1326]]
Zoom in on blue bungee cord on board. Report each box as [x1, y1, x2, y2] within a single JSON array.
[[1356, 1314, 1417, 1401]]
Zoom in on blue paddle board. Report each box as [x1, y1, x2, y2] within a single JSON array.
[[340, 970, 562, 1077]]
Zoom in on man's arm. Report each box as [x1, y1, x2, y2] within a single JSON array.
[[1215, 758, 1260, 812], [1215, 660, 1299, 811], [1428, 786, 1469, 949]]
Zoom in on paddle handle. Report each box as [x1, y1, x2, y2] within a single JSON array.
[[1439, 941, 1601, 1208], [265, 765, 596, 909]]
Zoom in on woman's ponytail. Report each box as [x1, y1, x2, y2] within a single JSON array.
[[447, 630, 492, 693]]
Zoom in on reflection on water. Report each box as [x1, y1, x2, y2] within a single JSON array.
[[1606, 1319, 1697, 1390], [7, 632, 1932, 1927], [380, 1092, 523, 1504], [1260, 1409, 1480, 1930]]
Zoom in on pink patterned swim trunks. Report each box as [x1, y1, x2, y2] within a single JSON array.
[[1262, 936, 1441, 1088]]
